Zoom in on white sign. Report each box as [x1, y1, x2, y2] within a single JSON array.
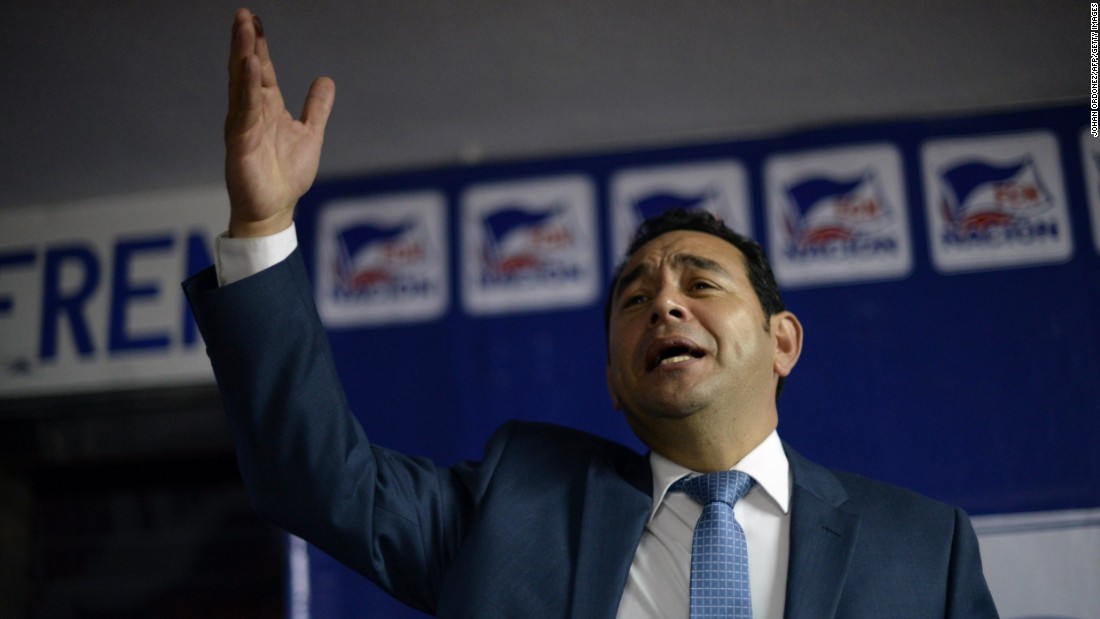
[[315, 192, 449, 327], [0, 187, 228, 397], [461, 175, 599, 315], [764, 143, 912, 288], [922, 131, 1073, 273]]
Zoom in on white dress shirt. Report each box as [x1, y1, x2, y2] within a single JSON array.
[[213, 224, 792, 618], [616, 430, 791, 619]]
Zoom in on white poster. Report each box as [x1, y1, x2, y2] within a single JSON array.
[[0, 186, 227, 396]]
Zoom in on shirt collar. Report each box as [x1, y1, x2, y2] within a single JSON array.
[[647, 430, 791, 521]]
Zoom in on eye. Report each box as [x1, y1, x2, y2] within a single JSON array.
[[622, 294, 648, 308], [691, 280, 717, 291]]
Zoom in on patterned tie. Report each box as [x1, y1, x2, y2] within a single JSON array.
[[673, 470, 755, 618]]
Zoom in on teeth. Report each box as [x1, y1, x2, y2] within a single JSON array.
[[659, 354, 693, 366]]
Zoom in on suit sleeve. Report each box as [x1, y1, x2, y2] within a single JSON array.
[[183, 250, 496, 613], [945, 508, 1000, 618]]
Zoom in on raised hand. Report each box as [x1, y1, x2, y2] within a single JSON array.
[[224, 8, 335, 238]]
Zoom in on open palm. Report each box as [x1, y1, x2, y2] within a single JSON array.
[[224, 9, 335, 238]]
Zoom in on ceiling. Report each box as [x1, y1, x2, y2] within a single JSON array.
[[0, 1, 1082, 211]]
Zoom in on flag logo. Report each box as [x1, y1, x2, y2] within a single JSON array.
[[479, 206, 575, 278], [938, 158, 1053, 235], [783, 172, 894, 250]]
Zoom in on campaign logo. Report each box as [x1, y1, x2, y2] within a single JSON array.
[[462, 176, 598, 315], [922, 131, 1072, 273], [765, 143, 912, 287], [782, 172, 895, 252], [479, 206, 574, 278], [315, 192, 448, 327], [609, 160, 751, 268], [332, 220, 422, 291], [937, 158, 1053, 238], [1078, 127, 1100, 256]]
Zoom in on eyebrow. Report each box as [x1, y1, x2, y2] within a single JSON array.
[[613, 253, 732, 301]]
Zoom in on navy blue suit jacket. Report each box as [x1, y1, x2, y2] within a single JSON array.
[[184, 250, 998, 618]]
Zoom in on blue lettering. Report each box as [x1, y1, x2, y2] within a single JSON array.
[[109, 236, 174, 353], [335, 277, 435, 300], [784, 236, 897, 260], [943, 220, 1059, 245], [40, 244, 100, 359], [480, 263, 584, 285], [0, 249, 36, 316]]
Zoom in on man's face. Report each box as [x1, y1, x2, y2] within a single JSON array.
[[606, 231, 785, 441]]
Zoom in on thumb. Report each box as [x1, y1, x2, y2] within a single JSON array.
[[301, 76, 335, 132]]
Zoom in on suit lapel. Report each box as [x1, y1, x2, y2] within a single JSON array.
[[782, 445, 861, 619], [569, 450, 652, 619]]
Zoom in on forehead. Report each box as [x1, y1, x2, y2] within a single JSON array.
[[621, 230, 748, 277]]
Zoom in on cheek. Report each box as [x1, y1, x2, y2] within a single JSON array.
[[607, 340, 634, 383], [606, 361, 635, 411], [607, 322, 637, 364], [715, 316, 765, 364], [731, 341, 746, 361]]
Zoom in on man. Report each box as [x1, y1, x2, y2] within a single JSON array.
[[185, 9, 999, 618]]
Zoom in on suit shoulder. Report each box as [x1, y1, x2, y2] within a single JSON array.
[[470, 421, 648, 493], [491, 420, 641, 463], [787, 443, 960, 522], [831, 468, 961, 528]]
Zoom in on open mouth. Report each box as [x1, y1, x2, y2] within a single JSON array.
[[645, 338, 705, 371]]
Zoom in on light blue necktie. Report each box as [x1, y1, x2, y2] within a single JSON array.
[[673, 470, 755, 618]]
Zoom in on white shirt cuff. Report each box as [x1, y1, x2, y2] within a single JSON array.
[[214, 222, 299, 286]]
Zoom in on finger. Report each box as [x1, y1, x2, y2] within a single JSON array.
[[228, 9, 255, 77], [240, 55, 264, 130], [227, 9, 256, 114], [251, 14, 279, 90], [226, 54, 264, 143], [301, 77, 336, 133]]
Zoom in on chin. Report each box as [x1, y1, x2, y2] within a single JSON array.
[[633, 398, 709, 421]]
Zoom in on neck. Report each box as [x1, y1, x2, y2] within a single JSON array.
[[634, 406, 778, 473]]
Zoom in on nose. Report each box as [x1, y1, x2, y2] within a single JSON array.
[[649, 286, 689, 326]]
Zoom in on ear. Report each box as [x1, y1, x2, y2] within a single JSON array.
[[606, 366, 622, 410], [770, 311, 803, 378]]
